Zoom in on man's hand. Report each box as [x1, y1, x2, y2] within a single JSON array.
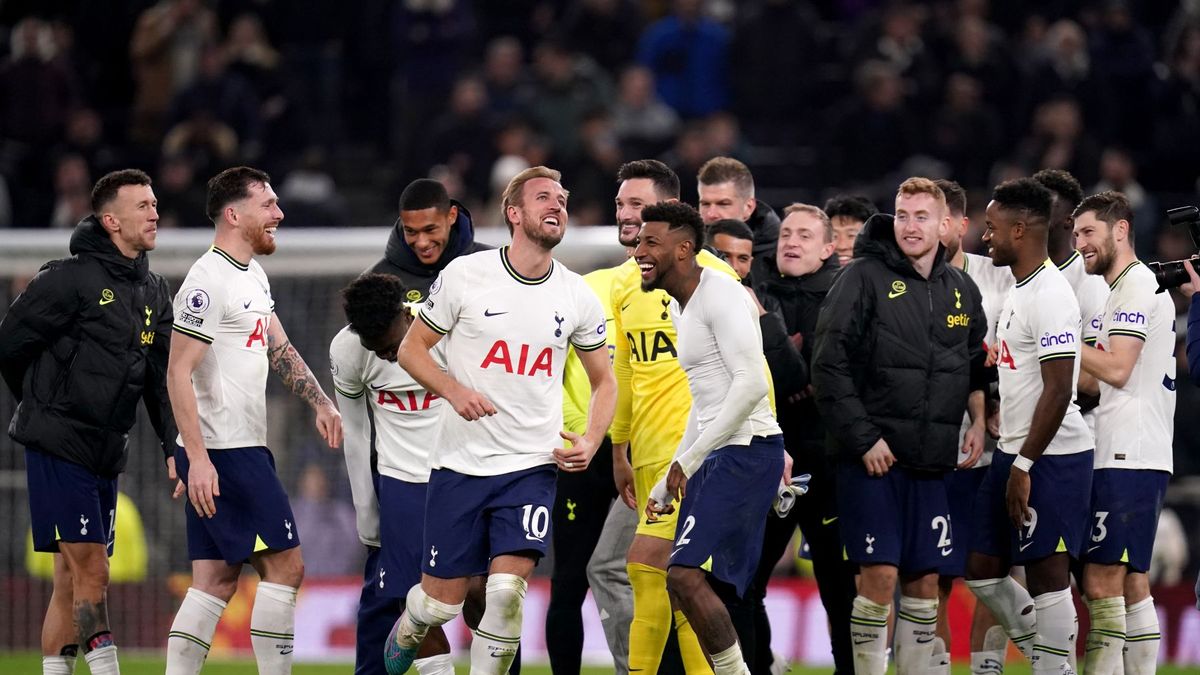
[[986, 395, 1001, 439], [315, 400, 343, 448], [985, 341, 999, 368], [862, 438, 895, 477], [959, 421, 985, 469], [1181, 255, 1200, 298], [446, 384, 497, 421], [665, 461, 687, 502], [187, 454, 220, 518], [783, 452, 794, 484], [166, 455, 185, 499], [554, 431, 599, 472], [645, 462, 687, 520], [1006, 463, 1033, 530], [612, 442, 636, 510]]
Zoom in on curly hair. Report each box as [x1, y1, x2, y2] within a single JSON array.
[[992, 178, 1053, 226], [641, 201, 705, 250], [341, 273, 408, 339]]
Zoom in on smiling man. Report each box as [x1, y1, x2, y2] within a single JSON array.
[[812, 178, 990, 675]]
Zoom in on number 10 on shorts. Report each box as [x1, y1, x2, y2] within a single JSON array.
[[522, 504, 549, 542]]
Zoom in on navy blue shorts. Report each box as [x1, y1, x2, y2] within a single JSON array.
[[174, 446, 299, 565], [670, 435, 785, 597], [1084, 468, 1169, 572], [971, 450, 1093, 564], [940, 466, 989, 577], [836, 460, 953, 575], [422, 465, 556, 578], [378, 476, 428, 598], [26, 449, 118, 556]]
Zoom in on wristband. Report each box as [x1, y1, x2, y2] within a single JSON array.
[[1012, 454, 1034, 472]]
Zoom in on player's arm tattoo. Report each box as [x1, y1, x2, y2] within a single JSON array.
[[73, 598, 109, 646], [267, 334, 331, 409]]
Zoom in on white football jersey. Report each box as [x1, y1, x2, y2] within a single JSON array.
[[418, 248, 607, 476], [173, 247, 275, 449], [1093, 261, 1176, 472], [956, 252, 1016, 468], [329, 326, 446, 482], [995, 260, 1093, 456], [1058, 251, 1111, 435]]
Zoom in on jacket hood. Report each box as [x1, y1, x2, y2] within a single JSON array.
[[382, 200, 478, 275], [69, 216, 149, 281], [852, 212, 947, 279], [746, 200, 781, 258]]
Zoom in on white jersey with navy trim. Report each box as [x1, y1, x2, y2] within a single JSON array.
[[1093, 261, 1176, 472], [995, 259, 1093, 456], [172, 247, 274, 449], [418, 247, 607, 476], [329, 326, 446, 482], [1058, 250, 1110, 436], [956, 252, 1015, 469]]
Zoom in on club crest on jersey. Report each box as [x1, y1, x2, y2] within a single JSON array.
[[1039, 331, 1076, 348], [185, 288, 211, 314], [406, 289, 422, 303], [554, 312, 564, 337], [429, 275, 443, 296], [954, 288, 962, 309]]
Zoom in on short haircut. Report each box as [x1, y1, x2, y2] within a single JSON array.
[[707, 218, 754, 243], [641, 201, 705, 251], [896, 177, 948, 214], [783, 203, 833, 242], [341, 273, 407, 339], [991, 178, 1052, 225], [617, 159, 680, 200], [501, 165, 566, 232], [933, 179, 967, 217], [823, 194, 877, 224], [91, 169, 152, 213], [1073, 190, 1135, 242], [1032, 168, 1084, 211], [206, 166, 271, 223], [697, 156, 754, 199], [399, 178, 451, 213]]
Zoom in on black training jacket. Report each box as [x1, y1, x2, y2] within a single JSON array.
[[811, 213, 991, 471], [369, 200, 492, 303], [0, 217, 176, 478]]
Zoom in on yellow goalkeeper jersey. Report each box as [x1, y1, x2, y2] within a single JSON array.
[[610, 251, 739, 468], [562, 265, 619, 436]]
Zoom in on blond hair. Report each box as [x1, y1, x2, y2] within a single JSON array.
[[501, 166, 566, 233], [783, 203, 833, 243], [896, 177, 947, 215]]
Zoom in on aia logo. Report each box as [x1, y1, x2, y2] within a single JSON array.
[[480, 340, 553, 377], [997, 340, 1016, 370], [378, 390, 439, 411], [246, 317, 268, 347]]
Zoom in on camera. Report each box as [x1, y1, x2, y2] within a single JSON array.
[[1148, 206, 1200, 293]]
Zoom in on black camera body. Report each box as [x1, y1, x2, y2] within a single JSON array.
[[1148, 205, 1200, 293]]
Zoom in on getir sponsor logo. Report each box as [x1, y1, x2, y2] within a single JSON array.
[[1112, 310, 1146, 325], [1040, 331, 1076, 348], [946, 313, 970, 328]]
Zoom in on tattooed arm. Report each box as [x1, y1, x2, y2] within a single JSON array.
[[267, 313, 343, 448]]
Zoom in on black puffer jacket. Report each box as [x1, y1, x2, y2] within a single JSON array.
[[369, 200, 492, 302], [0, 217, 176, 477], [811, 213, 990, 471]]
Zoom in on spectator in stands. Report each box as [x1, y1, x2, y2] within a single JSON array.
[[824, 194, 878, 268], [482, 37, 529, 117], [1023, 20, 1115, 144], [928, 73, 1003, 189], [827, 60, 919, 187], [154, 155, 208, 229], [161, 109, 238, 179], [697, 157, 780, 280], [1090, 1, 1157, 148], [520, 38, 613, 165], [168, 45, 262, 160], [0, 18, 79, 149], [129, 0, 218, 145], [1092, 147, 1159, 257], [278, 149, 346, 228], [562, 0, 641, 73], [728, 0, 819, 143], [637, 0, 730, 119], [1150, 21, 1200, 193], [612, 65, 680, 159], [49, 154, 92, 229], [290, 463, 361, 577], [851, 4, 940, 107], [658, 122, 709, 207], [426, 74, 496, 200], [1015, 95, 1102, 188]]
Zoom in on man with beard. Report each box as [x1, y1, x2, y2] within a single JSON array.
[[967, 178, 1093, 675], [813, 178, 989, 675], [385, 167, 615, 675], [165, 166, 344, 675], [1073, 191, 1175, 675], [751, 203, 857, 674], [0, 169, 176, 675], [637, 201, 784, 675], [696, 157, 780, 285]]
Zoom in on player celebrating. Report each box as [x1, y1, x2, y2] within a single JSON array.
[[385, 167, 615, 675], [330, 273, 454, 675], [636, 201, 784, 675], [1074, 191, 1175, 675], [165, 167, 343, 675], [968, 178, 1094, 675]]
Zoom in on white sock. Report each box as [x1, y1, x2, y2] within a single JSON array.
[[850, 596, 890, 675], [395, 584, 463, 651], [166, 587, 226, 675], [249, 582, 297, 675], [970, 624, 1008, 674], [1030, 588, 1076, 674], [895, 595, 938, 674], [928, 636, 951, 675], [469, 574, 526, 675], [42, 654, 75, 675], [1084, 596, 1125, 675], [414, 653, 455, 674], [710, 642, 750, 675], [966, 576, 1037, 660], [1123, 596, 1160, 674], [83, 645, 119, 675]]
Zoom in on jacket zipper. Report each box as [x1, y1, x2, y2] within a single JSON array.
[[922, 281, 935, 464]]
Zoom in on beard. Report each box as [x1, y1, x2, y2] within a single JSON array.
[[246, 222, 277, 255], [943, 237, 961, 262], [521, 219, 564, 250], [1089, 234, 1118, 276], [618, 221, 640, 247]]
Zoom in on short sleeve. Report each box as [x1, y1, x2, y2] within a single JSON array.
[[570, 277, 607, 352], [329, 329, 367, 399], [417, 259, 465, 336], [173, 262, 227, 344], [1033, 287, 1081, 363], [1079, 276, 1108, 345], [1106, 280, 1151, 341]]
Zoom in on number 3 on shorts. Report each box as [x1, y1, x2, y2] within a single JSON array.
[[521, 504, 550, 542]]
